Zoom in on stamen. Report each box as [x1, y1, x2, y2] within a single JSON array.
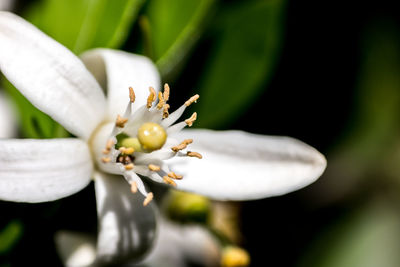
[[116, 115, 128, 128], [163, 83, 170, 102], [148, 164, 161, 172], [171, 139, 193, 152], [163, 104, 170, 118], [147, 87, 157, 108], [102, 149, 110, 155], [185, 112, 197, 127], [185, 94, 199, 106], [163, 176, 177, 187], [143, 192, 154, 206], [157, 92, 164, 109], [106, 139, 114, 150], [119, 147, 134, 155], [168, 172, 183, 180], [125, 163, 134, 170], [129, 87, 136, 103], [101, 157, 111, 163], [187, 151, 203, 159], [130, 181, 137, 193]]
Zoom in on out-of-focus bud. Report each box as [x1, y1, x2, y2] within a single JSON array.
[[221, 246, 250, 267], [165, 190, 211, 223]]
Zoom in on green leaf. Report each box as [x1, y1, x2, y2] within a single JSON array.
[[0, 220, 23, 255], [2, 78, 69, 139], [144, 0, 216, 79], [25, 0, 145, 54], [194, 0, 286, 128], [298, 200, 400, 267]]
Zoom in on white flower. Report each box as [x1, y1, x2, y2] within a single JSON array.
[[0, 12, 326, 265], [0, 91, 16, 138]]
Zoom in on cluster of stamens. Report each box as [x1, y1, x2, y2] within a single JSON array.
[[99, 84, 202, 206]]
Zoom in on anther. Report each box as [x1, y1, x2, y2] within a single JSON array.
[[105, 139, 114, 150], [101, 157, 111, 163], [185, 94, 199, 106], [163, 83, 170, 102], [157, 92, 164, 109], [185, 112, 197, 127], [171, 139, 193, 152], [143, 192, 154, 206], [163, 176, 177, 187], [130, 182, 137, 193], [125, 163, 134, 170], [163, 104, 170, 118], [102, 149, 110, 155], [187, 151, 203, 159], [119, 147, 134, 155], [147, 87, 157, 108], [116, 115, 128, 128], [129, 87, 136, 103], [168, 172, 183, 180], [148, 164, 161, 172]]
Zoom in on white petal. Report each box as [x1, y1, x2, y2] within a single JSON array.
[[94, 171, 156, 265], [81, 49, 160, 121], [55, 231, 96, 267], [140, 218, 220, 267], [0, 12, 106, 140], [169, 129, 327, 200], [0, 138, 92, 202], [0, 92, 17, 138]]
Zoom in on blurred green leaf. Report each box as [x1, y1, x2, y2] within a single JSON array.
[[26, 0, 145, 54], [144, 0, 216, 79], [0, 220, 23, 255], [2, 77, 69, 138], [298, 200, 400, 267], [195, 0, 285, 128]]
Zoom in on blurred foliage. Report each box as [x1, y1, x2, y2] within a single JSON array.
[[0, 220, 23, 255], [25, 0, 144, 54], [298, 199, 400, 267], [195, 0, 285, 128], [143, 0, 216, 79]]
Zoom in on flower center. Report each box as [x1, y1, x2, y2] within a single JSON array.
[[96, 84, 203, 206]]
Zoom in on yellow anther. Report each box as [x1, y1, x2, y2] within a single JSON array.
[[106, 139, 114, 150], [129, 87, 135, 103], [102, 149, 110, 155], [168, 172, 183, 180], [185, 112, 197, 127], [163, 83, 170, 102], [185, 94, 199, 106], [171, 139, 193, 152], [157, 92, 164, 109], [147, 87, 157, 108], [119, 147, 134, 155], [116, 115, 128, 128], [163, 104, 170, 118], [187, 151, 202, 159], [130, 182, 137, 193], [101, 157, 111, 163], [148, 164, 161, 172], [137, 122, 167, 151], [121, 137, 142, 152], [143, 192, 154, 206], [163, 176, 176, 187], [125, 163, 134, 170], [221, 246, 250, 267]]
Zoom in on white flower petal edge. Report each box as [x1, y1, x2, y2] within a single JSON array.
[[81, 49, 161, 121], [140, 218, 220, 267], [0, 138, 92, 202], [169, 129, 327, 200], [0, 11, 106, 140], [94, 171, 157, 265], [55, 231, 96, 267], [0, 92, 16, 138]]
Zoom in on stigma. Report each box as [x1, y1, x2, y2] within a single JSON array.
[[99, 85, 202, 206]]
